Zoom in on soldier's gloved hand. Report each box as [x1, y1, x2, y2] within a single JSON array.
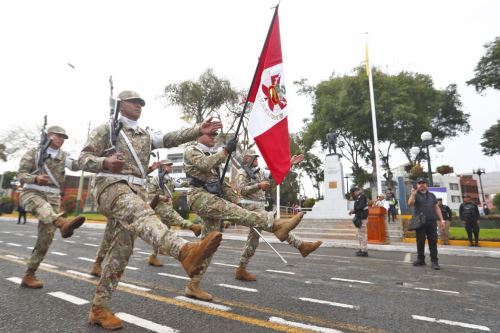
[[103, 153, 125, 173], [35, 174, 49, 185], [224, 137, 238, 154], [258, 181, 271, 190]]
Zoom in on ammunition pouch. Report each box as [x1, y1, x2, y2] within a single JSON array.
[[188, 176, 222, 197]]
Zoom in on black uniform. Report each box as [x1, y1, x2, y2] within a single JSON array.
[[413, 191, 439, 262], [459, 202, 480, 245]]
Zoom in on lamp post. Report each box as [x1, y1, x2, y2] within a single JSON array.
[[473, 168, 486, 203], [410, 132, 445, 187]]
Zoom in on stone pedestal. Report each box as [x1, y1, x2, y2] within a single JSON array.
[[304, 154, 351, 219]]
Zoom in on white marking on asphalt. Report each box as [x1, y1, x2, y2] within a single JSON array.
[[404, 253, 411, 263], [269, 316, 343, 333], [115, 313, 179, 333], [48, 291, 89, 305], [40, 263, 58, 269], [137, 251, 151, 255], [51, 251, 67, 256], [2, 231, 11, 233], [63, 240, 76, 244], [7, 277, 22, 284], [30, 235, 37, 238], [27, 246, 34, 250], [266, 269, 295, 275], [125, 266, 139, 270], [7, 243, 21, 247], [331, 277, 373, 285], [118, 282, 151, 292], [165, 263, 179, 267], [299, 297, 359, 310], [15, 233, 24, 236], [5, 255, 23, 260], [412, 315, 490, 331], [158, 273, 189, 281], [414, 287, 460, 295], [214, 262, 239, 268], [217, 284, 258, 292], [83, 243, 98, 247], [133, 248, 141, 251], [175, 296, 231, 311], [87, 237, 99, 240], [66, 270, 95, 279], [78, 257, 95, 262], [0, 240, 3, 243], [305, 281, 312, 284], [73, 235, 80, 238]]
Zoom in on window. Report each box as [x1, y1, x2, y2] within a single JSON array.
[[449, 183, 459, 190], [172, 166, 184, 174], [451, 196, 461, 203]]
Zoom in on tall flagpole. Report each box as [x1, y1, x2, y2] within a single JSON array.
[[365, 33, 382, 195]]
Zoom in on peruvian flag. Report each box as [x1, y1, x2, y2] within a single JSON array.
[[247, 6, 290, 185]]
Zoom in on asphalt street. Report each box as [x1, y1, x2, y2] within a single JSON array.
[[0, 220, 499, 333]]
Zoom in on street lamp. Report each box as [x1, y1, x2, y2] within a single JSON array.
[[410, 132, 445, 187], [473, 168, 486, 203]]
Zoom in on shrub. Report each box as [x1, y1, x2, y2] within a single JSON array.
[[302, 198, 316, 208], [493, 194, 500, 212]]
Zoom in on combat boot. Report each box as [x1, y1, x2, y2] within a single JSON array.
[[88, 305, 123, 330], [21, 268, 43, 289], [89, 258, 103, 277], [185, 278, 213, 301], [235, 267, 257, 281], [190, 224, 202, 237], [55, 216, 86, 238], [298, 240, 323, 258], [179, 232, 222, 278], [272, 212, 304, 242], [148, 254, 163, 267]]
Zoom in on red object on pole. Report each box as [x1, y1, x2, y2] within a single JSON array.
[[367, 206, 388, 244]]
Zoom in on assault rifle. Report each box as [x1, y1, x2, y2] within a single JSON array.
[[242, 155, 259, 180], [104, 75, 122, 155], [34, 115, 52, 173]]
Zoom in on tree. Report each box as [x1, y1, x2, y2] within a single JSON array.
[[436, 165, 454, 175], [480, 120, 500, 156], [0, 125, 40, 160], [1, 171, 17, 189], [467, 37, 500, 93], [0, 144, 6, 161]]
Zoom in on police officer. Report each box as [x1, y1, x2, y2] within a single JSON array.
[[79, 90, 223, 330], [459, 195, 480, 247], [235, 149, 321, 281], [17, 125, 86, 288]]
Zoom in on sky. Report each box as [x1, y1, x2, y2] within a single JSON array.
[[1, 0, 499, 196]]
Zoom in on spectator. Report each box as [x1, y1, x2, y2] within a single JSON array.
[[17, 204, 27, 224], [483, 203, 490, 216], [437, 198, 452, 245], [349, 187, 369, 257], [386, 189, 398, 223], [407, 178, 445, 270], [374, 194, 390, 211], [459, 195, 481, 247]]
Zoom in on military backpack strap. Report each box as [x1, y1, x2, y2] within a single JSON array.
[[119, 131, 146, 178], [43, 163, 60, 188]]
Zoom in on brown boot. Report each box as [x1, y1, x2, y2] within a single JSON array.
[[149, 194, 160, 210], [190, 224, 202, 237], [272, 212, 304, 242], [185, 279, 213, 301], [235, 267, 257, 281], [88, 305, 123, 330], [148, 254, 163, 267], [180, 231, 222, 278], [21, 268, 43, 289], [89, 258, 103, 277], [298, 240, 322, 258], [55, 216, 86, 238]]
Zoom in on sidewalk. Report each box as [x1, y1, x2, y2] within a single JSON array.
[[2, 216, 500, 258]]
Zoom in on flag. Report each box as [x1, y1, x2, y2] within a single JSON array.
[[247, 6, 290, 185], [365, 42, 370, 76]]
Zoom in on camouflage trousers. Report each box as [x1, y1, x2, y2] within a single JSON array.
[[92, 182, 188, 308], [357, 219, 368, 251], [239, 203, 302, 268]]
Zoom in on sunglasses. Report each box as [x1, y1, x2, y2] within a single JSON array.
[[417, 181, 427, 184]]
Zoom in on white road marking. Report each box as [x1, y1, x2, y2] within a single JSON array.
[[40, 263, 58, 269], [115, 313, 179, 333], [27, 246, 34, 250], [63, 240, 76, 244], [78, 257, 95, 262], [5, 254, 23, 260], [214, 262, 238, 268], [266, 269, 295, 275], [125, 266, 139, 270], [404, 253, 411, 263], [7, 243, 21, 247], [299, 297, 359, 310], [414, 287, 460, 295], [83, 243, 98, 247], [15, 233, 24, 236], [165, 263, 179, 267], [48, 291, 89, 305], [118, 282, 151, 292], [331, 277, 373, 285], [137, 251, 151, 255], [269, 316, 343, 333], [51, 251, 67, 256], [2, 231, 12, 234], [412, 315, 490, 331], [7, 277, 22, 284], [30, 235, 37, 238], [217, 284, 258, 293], [175, 296, 231, 311], [0, 240, 3, 243], [73, 235, 80, 238], [158, 273, 190, 281], [305, 281, 312, 284], [133, 248, 141, 251], [87, 237, 99, 240], [66, 270, 95, 279]]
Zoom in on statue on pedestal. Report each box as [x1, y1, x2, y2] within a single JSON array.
[[326, 128, 338, 155]]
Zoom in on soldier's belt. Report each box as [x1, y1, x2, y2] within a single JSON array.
[[96, 172, 145, 186], [23, 183, 60, 194], [240, 199, 266, 205]]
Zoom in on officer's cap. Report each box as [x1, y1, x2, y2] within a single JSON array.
[[118, 90, 146, 106], [243, 149, 259, 157], [350, 187, 360, 194], [159, 159, 173, 166], [416, 177, 428, 184], [47, 125, 68, 139]]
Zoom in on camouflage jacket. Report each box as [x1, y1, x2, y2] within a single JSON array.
[[147, 173, 175, 199], [18, 148, 79, 189], [79, 120, 200, 199], [236, 168, 266, 201]]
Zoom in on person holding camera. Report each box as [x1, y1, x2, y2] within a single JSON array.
[[349, 187, 369, 257]]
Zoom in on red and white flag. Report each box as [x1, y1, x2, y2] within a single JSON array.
[[247, 7, 290, 185]]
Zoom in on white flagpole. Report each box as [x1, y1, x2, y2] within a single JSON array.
[[366, 33, 383, 195], [276, 184, 280, 219]]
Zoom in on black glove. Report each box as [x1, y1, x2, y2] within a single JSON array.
[[224, 137, 238, 154]]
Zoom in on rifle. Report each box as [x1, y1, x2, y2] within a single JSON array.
[[34, 115, 52, 174], [104, 75, 122, 155], [242, 155, 259, 180]]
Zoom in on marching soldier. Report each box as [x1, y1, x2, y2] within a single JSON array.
[[235, 149, 322, 281], [182, 131, 304, 301], [17, 125, 86, 288], [79, 90, 223, 330]]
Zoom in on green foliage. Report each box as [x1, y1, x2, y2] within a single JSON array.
[[467, 37, 500, 93], [0, 143, 6, 161], [302, 198, 316, 208], [1, 171, 17, 189], [1, 196, 13, 205], [436, 165, 454, 175], [493, 194, 500, 212], [409, 164, 424, 180], [290, 134, 323, 199], [480, 119, 500, 156]]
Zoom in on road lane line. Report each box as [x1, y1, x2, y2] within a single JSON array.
[[412, 315, 490, 331], [0, 240, 3, 243], [137, 251, 151, 255], [7, 243, 21, 247], [40, 263, 58, 269], [299, 297, 358, 310], [269, 316, 343, 333], [175, 296, 231, 311], [27, 246, 34, 250], [66, 270, 95, 279], [48, 291, 89, 305], [115, 312, 179, 333], [51, 251, 67, 256], [404, 253, 411, 263], [5, 255, 23, 260], [2, 231, 12, 233], [78, 257, 95, 262], [214, 262, 238, 268], [15, 233, 24, 236], [330, 277, 373, 285], [414, 287, 459, 294], [118, 282, 151, 292], [266, 269, 295, 275], [63, 240, 76, 244], [126, 266, 139, 270], [7, 277, 22, 284], [83, 243, 98, 247], [158, 273, 190, 281], [133, 248, 141, 251], [218, 284, 258, 293], [30, 235, 37, 238]]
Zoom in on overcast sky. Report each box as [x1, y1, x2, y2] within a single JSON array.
[[1, 0, 499, 194]]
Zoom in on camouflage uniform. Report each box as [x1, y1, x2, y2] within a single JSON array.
[[237, 168, 302, 268], [79, 120, 201, 308], [18, 147, 79, 270]]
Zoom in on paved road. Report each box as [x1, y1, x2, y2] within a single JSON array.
[[0, 221, 499, 333]]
